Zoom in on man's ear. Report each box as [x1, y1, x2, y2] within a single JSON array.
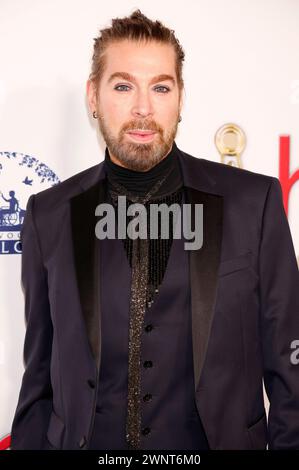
[[86, 79, 97, 113]]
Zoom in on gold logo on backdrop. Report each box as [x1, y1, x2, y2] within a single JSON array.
[[215, 123, 246, 168]]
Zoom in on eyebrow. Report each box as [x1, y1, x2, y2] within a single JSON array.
[[107, 72, 176, 86]]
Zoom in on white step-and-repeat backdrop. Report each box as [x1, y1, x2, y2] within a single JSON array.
[[1, 0, 298, 448]]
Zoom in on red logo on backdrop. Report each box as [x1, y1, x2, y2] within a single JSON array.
[[0, 434, 11, 450], [279, 135, 299, 216]]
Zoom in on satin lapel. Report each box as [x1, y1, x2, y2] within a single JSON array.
[[70, 175, 106, 372], [175, 143, 224, 393], [185, 186, 223, 392]]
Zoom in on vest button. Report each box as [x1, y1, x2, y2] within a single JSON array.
[[79, 435, 87, 448], [87, 379, 95, 389], [145, 324, 153, 332], [143, 393, 152, 402], [142, 427, 151, 436], [143, 360, 153, 368]]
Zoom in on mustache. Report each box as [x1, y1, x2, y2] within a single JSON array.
[[123, 121, 160, 132]]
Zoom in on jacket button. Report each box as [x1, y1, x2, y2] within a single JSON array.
[[143, 393, 152, 402], [145, 324, 153, 332], [142, 427, 151, 436], [87, 379, 95, 389], [143, 360, 153, 368], [79, 435, 87, 448]]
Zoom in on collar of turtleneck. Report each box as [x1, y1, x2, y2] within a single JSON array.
[[103, 140, 183, 198]]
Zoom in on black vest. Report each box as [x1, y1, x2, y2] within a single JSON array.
[[89, 189, 210, 450]]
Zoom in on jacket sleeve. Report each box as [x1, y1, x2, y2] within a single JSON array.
[[259, 177, 299, 449], [10, 194, 53, 449]]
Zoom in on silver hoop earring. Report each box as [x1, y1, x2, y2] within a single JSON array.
[[93, 111, 98, 119]]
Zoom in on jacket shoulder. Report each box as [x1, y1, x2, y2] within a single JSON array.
[[181, 150, 276, 191], [32, 161, 104, 210]]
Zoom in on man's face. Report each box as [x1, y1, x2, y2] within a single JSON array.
[[87, 39, 183, 171]]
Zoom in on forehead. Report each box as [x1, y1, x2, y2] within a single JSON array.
[[102, 40, 177, 80]]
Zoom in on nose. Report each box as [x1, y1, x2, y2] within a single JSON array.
[[131, 90, 154, 120]]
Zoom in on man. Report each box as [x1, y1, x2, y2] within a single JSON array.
[[10, 9, 299, 450]]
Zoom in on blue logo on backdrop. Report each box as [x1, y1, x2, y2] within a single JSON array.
[[0, 152, 60, 254]]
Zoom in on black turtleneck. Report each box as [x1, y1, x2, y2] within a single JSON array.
[[103, 140, 183, 197]]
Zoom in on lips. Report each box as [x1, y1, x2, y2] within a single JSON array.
[[126, 130, 157, 142], [127, 130, 156, 136]]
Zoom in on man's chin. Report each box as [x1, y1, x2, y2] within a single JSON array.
[[114, 149, 163, 172]]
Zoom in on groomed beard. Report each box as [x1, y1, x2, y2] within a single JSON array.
[[97, 112, 180, 172]]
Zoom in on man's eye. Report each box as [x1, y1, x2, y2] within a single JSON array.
[[114, 85, 130, 91], [154, 86, 170, 93]]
